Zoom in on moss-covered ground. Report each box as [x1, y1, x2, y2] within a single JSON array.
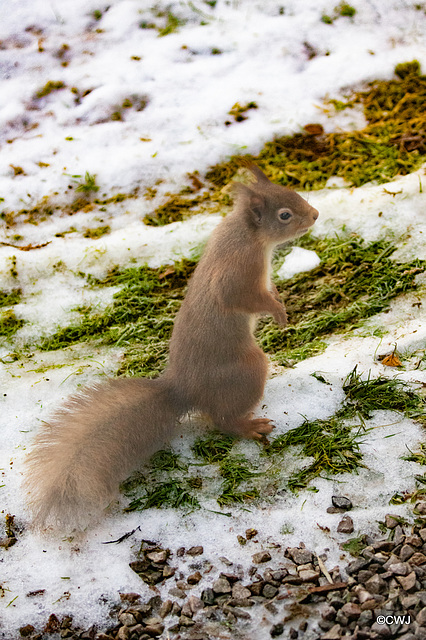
[[121, 367, 426, 511], [32, 233, 425, 376], [2, 62, 426, 513], [2, 62, 425, 230], [142, 61, 426, 226], [205, 61, 426, 192]]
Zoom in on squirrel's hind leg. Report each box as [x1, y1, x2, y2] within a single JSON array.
[[219, 414, 274, 440], [207, 347, 274, 440]]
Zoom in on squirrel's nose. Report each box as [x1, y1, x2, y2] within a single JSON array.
[[311, 208, 319, 221]]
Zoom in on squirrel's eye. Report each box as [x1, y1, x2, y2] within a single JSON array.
[[278, 208, 292, 221]]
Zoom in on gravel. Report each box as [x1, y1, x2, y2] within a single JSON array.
[[17, 503, 426, 640]]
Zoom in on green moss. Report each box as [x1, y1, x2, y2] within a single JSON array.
[[121, 449, 198, 511], [115, 341, 170, 378], [94, 192, 136, 205], [120, 366, 425, 508], [217, 454, 260, 506], [65, 197, 93, 215], [143, 193, 208, 226], [35, 81, 65, 99], [158, 12, 185, 36], [227, 101, 258, 123], [341, 535, 368, 557], [139, 21, 156, 29], [338, 3, 356, 17], [35, 232, 424, 380], [217, 485, 259, 507], [321, 3, 356, 23], [150, 449, 187, 472], [0, 289, 21, 308], [83, 225, 110, 239], [188, 437, 262, 508], [8, 256, 18, 279], [7, 196, 57, 226], [55, 226, 77, 238], [206, 66, 426, 190], [395, 60, 421, 79], [0, 309, 24, 338], [219, 454, 258, 484], [257, 234, 425, 365], [264, 410, 366, 491], [135, 65, 426, 227]]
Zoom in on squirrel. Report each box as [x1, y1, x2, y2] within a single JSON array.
[[23, 164, 318, 528]]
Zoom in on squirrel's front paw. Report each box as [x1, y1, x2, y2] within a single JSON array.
[[274, 307, 288, 326]]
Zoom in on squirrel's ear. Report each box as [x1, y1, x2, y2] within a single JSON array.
[[248, 191, 265, 225], [247, 163, 271, 185], [238, 159, 271, 184], [233, 183, 265, 225]]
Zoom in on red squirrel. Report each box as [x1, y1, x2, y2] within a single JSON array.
[[24, 164, 318, 528]]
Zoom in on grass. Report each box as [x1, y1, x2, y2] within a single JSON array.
[[3, 63, 425, 228], [226, 101, 258, 124], [125, 479, 200, 511], [217, 485, 259, 507], [343, 366, 426, 423], [74, 172, 99, 194], [0, 310, 24, 339], [34, 233, 424, 378], [143, 63, 426, 226], [258, 234, 425, 365], [403, 443, 426, 466], [191, 432, 236, 463], [38, 258, 197, 377], [262, 367, 426, 490], [158, 12, 185, 37], [192, 435, 262, 507], [150, 449, 188, 472], [263, 410, 367, 491], [119, 367, 426, 508], [122, 442, 262, 511], [322, 2, 356, 23], [217, 454, 260, 507], [341, 535, 369, 557], [0, 289, 21, 308], [143, 193, 209, 226], [121, 448, 199, 512]]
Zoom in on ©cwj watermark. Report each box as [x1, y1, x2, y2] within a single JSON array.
[[376, 614, 411, 625]]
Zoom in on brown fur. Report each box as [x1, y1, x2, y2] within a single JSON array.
[[23, 165, 318, 529]]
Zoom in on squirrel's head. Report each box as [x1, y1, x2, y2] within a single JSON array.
[[233, 163, 319, 245]]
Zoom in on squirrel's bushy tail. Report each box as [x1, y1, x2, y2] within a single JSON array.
[[23, 377, 185, 529]]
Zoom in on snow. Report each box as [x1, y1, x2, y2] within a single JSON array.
[[277, 246, 321, 279], [1, 0, 426, 636]]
